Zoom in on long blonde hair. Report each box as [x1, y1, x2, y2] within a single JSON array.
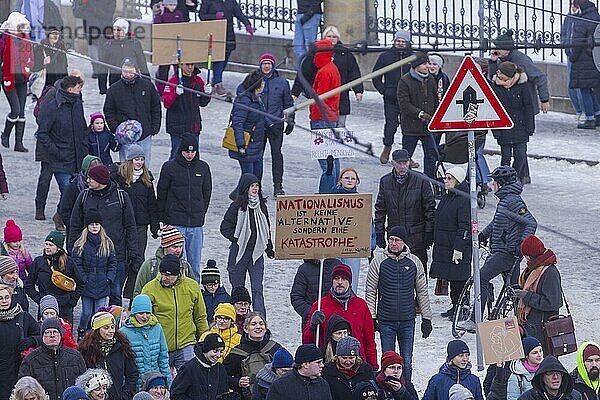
[[118, 159, 153, 187], [73, 226, 115, 257], [2, 242, 28, 258]]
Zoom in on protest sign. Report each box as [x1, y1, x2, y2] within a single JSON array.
[[275, 194, 372, 259], [310, 128, 356, 160], [478, 317, 525, 365]]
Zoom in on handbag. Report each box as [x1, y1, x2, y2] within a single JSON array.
[[222, 126, 251, 152], [50, 266, 77, 292], [434, 278, 449, 296], [542, 289, 576, 357], [29, 49, 46, 98]]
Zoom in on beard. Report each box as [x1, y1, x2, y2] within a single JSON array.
[[589, 367, 599, 380]]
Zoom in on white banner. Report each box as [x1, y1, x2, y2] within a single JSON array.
[[310, 128, 356, 160]]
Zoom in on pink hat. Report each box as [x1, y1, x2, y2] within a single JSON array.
[[90, 112, 105, 125]]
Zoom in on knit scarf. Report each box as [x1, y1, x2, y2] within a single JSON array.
[[409, 68, 429, 81], [233, 197, 270, 264], [337, 362, 359, 378], [517, 248, 557, 323], [393, 168, 409, 185], [330, 287, 353, 310], [99, 338, 116, 357], [129, 314, 158, 328], [2, 33, 32, 92], [523, 360, 540, 373], [0, 277, 17, 289], [132, 168, 143, 183], [376, 371, 406, 390], [0, 303, 22, 321]]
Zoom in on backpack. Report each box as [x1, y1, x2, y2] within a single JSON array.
[[80, 187, 126, 209], [33, 85, 56, 121], [229, 340, 277, 384]]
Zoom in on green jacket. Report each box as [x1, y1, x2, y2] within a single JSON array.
[[133, 246, 193, 297], [141, 274, 208, 351]]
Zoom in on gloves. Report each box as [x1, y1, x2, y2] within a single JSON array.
[[478, 234, 488, 248], [175, 84, 184, 95], [238, 147, 247, 157], [245, 24, 254, 35], [204, 83, 212, 95], [265, 247, 275, 259], [452, 250, 463, 264], [376, 234, 386, 249], [215, 11, 225, 19], [421, 319, 433, 339], [424, 231, 434, 248], [373, 318, 379, 332], [284, 121, 295, 135], [310, 310, 325, 331]]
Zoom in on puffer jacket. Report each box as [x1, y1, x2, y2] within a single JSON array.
[[141, 275, 208, 351], [480, 180, 537, 257], [113, 167, 159, 235], [568, 1, 600, 89], [321, 360, 374, 400], [397, 69, 439, 136], [72, 238, 118, 300], [366, 246, 432, 322], [492, 73, 535, 145], [229, 87, 266, 162], [309, 43, 341, 122], [519, 356, 582, 400], [506, 359, 537, 400], [163, 73, 210, 135], [156, 148, 212, 228], [18, 344, 86, 400], [374, 169, 436, 251], [423, 362, 484, 400], [120, 314, 172, 390], [133, 246, 193, 297], [252, 363, 280, 400]]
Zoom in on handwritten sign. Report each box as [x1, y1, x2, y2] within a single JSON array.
[[310, 129, 356, 160], [478, 318, 525, 365], [275, 194, 372, 259]]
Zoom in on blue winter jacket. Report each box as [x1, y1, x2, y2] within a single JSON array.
[[72, 238, 118, 299], [423, 363, 484, 400], [229, 86, 266, 162], [120, 316, 172, 390], [201, 285, 231, 323], [259, 69, 294, 127], [480, 180, 537, 257], [88, 128, 118, 167]]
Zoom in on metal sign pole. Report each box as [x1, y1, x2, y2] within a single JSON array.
[[468, 130, 484, 371], [315, 258, 324, 345]]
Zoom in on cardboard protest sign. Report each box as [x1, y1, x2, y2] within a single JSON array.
[[275, 194, 372, 259], [151, 20, 226, 65], [310, 128, 356, 160], [478, 317, 525, 365]]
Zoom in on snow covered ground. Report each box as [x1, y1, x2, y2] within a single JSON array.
[[1, 53, 598, 392]]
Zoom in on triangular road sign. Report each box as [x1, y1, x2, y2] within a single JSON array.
[[428, 55, 513, 131]]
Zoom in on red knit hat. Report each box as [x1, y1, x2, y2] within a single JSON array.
[[259, 53, 276, 66], [381, 351, 404, 371], [520, 235, 545, 258], [583, 344, 600, 360], [87, 165, 110, 185], [3, 219, 23, 242], [332, 263, 352, 283]]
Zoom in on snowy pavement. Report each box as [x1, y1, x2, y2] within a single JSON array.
[[0, 52, 598, 391]]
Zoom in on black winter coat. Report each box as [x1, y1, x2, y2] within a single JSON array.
[[569, 1, 600, 89], [518, 357, 582, 400], [36, 88, 87, 174], [103, 76, 162, 141], [480, 180, 537, 257], [430, 180, 472, 281], [13, 282, 30, 312], [0, 307, 39, 400], [31, 40, 68, 89], [373, 377, 419, 400], [98, 37, 150, 93], [58, 174, 86, 243], [291, 44, 363, 116], [491, 74, 535, 145], [170, 348, 230, 400], [198, 0, 251, 52], [68, 182, 139, 263], [84, 340, 139, 400], [290, 258, 339, 328], [321, 361, 374, 400], [114, 169, 159, 235], [25, 254, 80, 308], [372, 46, 414, 103], [571, 368, 598, 400], [18, 344, 86, 400], [230, 88, 266, 162], [265, 369, 333, 400], [374, 170, 436, 252], [164, 74, 210, 136], [156, 152, 212, 227], [397, 71, 439, 136], [72, 239, 118, 299], [297, 0, 323, 14]]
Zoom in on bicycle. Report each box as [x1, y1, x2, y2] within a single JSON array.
[[452, 246, 521, 338]]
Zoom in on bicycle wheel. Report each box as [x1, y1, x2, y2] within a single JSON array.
[[490, 286, 517, 320], [452, 277, 474, 338]]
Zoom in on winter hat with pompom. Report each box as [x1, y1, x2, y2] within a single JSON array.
[[3, 219, 22, 242]]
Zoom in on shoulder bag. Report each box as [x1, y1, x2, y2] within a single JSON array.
[[542, 288, 576, 357]]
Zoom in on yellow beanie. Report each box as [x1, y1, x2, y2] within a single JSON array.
[[214, 303, 236, 321], [91, 311, 115, 330]]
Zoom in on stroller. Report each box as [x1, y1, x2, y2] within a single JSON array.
[[433, 130, 490, 209]]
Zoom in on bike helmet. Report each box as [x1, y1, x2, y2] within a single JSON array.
[[489, 166, 517, 186]]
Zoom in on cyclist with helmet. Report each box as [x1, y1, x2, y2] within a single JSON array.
[[460, 166, 537, 329]]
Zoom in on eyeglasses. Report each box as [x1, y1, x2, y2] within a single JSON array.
[[234, 302, 250, 307], [341, 176, 357, 181], [544, 371, 562, 377], [443, 176, 455, 181], [204, 283, 219, 288], [215, 316, 232, 322]]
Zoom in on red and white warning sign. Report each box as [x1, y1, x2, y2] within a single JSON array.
[[428, 55, 513, 132]]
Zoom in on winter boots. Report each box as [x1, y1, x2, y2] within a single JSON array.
[[35, 208, 46, 221], [52, 212, 66, 232], [379, 145, 392, 164], [1, 116, 17, 148], [274, 184, 285, 197], [14, 118, 28, 152]]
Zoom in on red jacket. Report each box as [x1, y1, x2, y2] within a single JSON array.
[[309, 41, 341, 122], [21, 317, 77, 359], [302, 292, 379, 369]]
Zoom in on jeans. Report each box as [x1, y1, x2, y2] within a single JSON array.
[[35, 161, 53, 210], [227, 242, 266, 316], [383, 101, 401, 146], [500, 142, 528, 181], [109, 260, 126, 306], [579, 87, 600, 119], [476, 141, 491, 184], [566, 61, 583, 114], [79, 296, 109, 330], [173, 225, 203, 281], [402, 135, 438, 178], [170, 134, 199, 160], [293, 13, 322, 61], [263, 125, 284, 186], [120, 135, 153, 166], [238, 158, 264, 183], [311, 120, 340, 192], [3, 82, 28, 118], [340, 257, 361, 293], [169, 344, 195, 371], [379, 320, 415, 382], [212, 51, 231, 85], [478, 252, 520, 319]]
